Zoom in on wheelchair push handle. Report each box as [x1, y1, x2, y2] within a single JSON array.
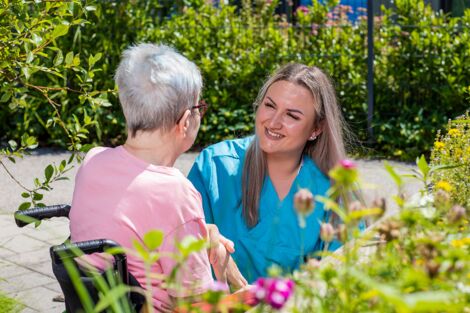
[[50, 239, 129, 285], [14, 204, 71, 227]]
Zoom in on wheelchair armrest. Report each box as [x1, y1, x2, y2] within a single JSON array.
[[14, 204, 71, 227], [50, 239, 129, 285]]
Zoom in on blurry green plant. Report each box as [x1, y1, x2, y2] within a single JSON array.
[[56, 231, 247, 313], [0, 292, 23, 313], [286, 157, 470, 312], [430, 111, 470, 209]]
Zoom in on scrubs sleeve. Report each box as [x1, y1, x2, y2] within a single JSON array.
[[188, 151, 214, 224]]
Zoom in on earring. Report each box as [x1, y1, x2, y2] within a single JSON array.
[[309, 135, 317, 141]]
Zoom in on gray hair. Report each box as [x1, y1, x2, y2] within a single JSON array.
[[242, 63, 350, 227], [115, 43, 202, 137]]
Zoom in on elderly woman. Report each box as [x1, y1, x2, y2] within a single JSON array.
[[70, 43, 218, 311], [189, 63, 348, 283]]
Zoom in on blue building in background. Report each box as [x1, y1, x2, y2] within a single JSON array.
[[299, 0, 366, 22]]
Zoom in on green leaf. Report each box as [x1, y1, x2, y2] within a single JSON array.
[[177, 235, 207, 258], [59, 160, 66, 172], [31, 33, 42, 46], [21, 192, 30, 198], [53, 50, 63, 66], [26, 51, 34, 64], [72, 54, 80, 67], [132, 240, 149, 261], [65, 51, 74, 66], [51, 24, 69, 39], [8, 140, 17, 150], [0, 93, 11, 103], [384, 161, 403, 187], [44, 164, 54, 182], [22, 67, 30, 80], [32, 192, 43, 201], [94, 285, 131, 312], [143, 230, 164, 251], [88, 52, 102, 67], [416, 155, 429, 177], [25, 136, 38, 149], [18, 202, 31, 211]]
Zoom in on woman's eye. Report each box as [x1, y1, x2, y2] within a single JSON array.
[[265, 102, 275, 108], [288, 113, 300, 120]]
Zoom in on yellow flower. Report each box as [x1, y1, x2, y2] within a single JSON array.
[[451, 237, 470, 248], [436, 180, 453, 192], [448, 128, 461, 137], [434, 141, 445, 150]]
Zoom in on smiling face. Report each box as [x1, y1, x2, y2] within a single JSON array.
[[255, 80, 321, 159]]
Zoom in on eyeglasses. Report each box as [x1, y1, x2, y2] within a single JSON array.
[[192, 99, 209, 118], [176, 99, 209, 123]]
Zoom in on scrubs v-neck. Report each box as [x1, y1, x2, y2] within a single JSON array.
[[188, 137, 341, 283]]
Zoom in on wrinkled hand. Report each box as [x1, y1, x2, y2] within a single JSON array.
[[225, 255, 247, 290], [206, 224, 234, 264], [206, 224, 248, 289]]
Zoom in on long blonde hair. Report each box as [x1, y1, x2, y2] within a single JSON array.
[[242, 63, 349, 227]]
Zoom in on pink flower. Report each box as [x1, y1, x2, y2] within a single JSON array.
[[340, 159, 356, 169], [296, 5, 309, 15], [251, 277, 295, 310]]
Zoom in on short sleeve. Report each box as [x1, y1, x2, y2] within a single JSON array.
[[187, 151, 214, 224], [159, 219, 214, 297]]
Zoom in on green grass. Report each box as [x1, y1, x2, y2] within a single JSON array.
[[0, 292, 23, 313]]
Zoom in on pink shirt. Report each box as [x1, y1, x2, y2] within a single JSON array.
[[70, 146, 213, 310]]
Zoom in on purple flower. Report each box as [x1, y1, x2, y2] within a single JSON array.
[[340, 159, 356, 169], [251, 277, 294, 310]]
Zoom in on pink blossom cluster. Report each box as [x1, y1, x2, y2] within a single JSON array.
[[251, 277, 295, 309]]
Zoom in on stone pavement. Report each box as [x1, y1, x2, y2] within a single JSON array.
[[0, 150, 421, 312]]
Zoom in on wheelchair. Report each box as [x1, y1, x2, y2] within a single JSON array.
[[14, 204, 145, 313]]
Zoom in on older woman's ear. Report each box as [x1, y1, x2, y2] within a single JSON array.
[[176, 109, 192, 135]]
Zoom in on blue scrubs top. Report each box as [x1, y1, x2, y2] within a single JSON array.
[[188, 137, 341, 282]]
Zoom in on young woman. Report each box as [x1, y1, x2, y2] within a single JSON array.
[[188, 63, 348, 283]]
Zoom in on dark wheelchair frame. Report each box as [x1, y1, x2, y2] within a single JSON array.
[[14, 204, 146, 313]]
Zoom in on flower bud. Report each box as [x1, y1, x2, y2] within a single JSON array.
[[425, 260, 440, 279], [348, 200, 363, 213], [447, 205, 466, 224], [372, 197, 386, 217], [336, 224, 348, 243], [294, 188, 315, 216], [320, 223, 335, 243], [434, 189, 451, 208]]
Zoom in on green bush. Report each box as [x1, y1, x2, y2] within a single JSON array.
[[373, 0, 470, 158], [1, 0, 469, 160], [430, 111, 470, 208]]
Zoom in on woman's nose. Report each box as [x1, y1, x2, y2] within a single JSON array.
[[268, 112, 283, 129]]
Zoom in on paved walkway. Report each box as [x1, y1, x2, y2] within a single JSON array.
[[0, 150, 421, 312]]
